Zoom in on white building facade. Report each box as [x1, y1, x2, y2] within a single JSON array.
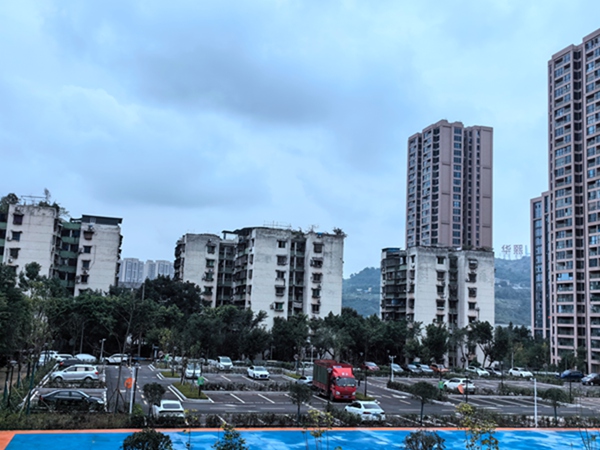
[[175, 227, 345, 329]]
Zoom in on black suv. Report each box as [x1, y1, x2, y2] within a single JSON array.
[[38, 389, 104, 411]]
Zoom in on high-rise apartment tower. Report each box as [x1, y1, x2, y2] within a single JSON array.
[[531, 28, 600, 372], [406, 120, 493, 249]]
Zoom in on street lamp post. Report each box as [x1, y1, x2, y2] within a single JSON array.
[[389, 355, 396, 383], [533, 377, 538, 428], [100, 339, 106, 365]]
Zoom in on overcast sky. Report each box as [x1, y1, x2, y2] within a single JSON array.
[[2, 1, 598, 277]]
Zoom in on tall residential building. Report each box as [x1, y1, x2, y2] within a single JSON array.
[[0, 201, 122, 295], [119, 258, 146, 286], [406, 120, 493, 249], [531, 28, 600, 372], [381, 246, 494, 367], [174, 227, 345, 329]]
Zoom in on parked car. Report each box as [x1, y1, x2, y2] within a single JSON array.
[[508, 367, 533, 378], [344, 401, 386, 422], [406, 364, 422, 374], [74, 353, 97, 363], [50, 365, 100, 382], [216, 356, 233, 371], [361, 362, 380, 372], [38, 351, 60, 366], [390, 363, 404, 374], [417, 364, 435, 375], [430, 363, 449, 374], [443, 378, 476, 393], [466, 366, 490, 377], [105, 354, 129, 365], [152, 400, 185, 419], [485, 367, 503, 377], [247, 365, 270, 380], [58, 358, 85, 369], [557, 369, 584, 382], [296, 375, 313, 385], [185, 363, 202, 379], [56, 353, 74, 361], [582, 373, 600, 386], [38, 389, 104, 411]]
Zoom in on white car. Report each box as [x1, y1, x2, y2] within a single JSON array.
[[50, 364, 100, 382], [247, 365, 270, 380], [296, 375, 313, 385], [443, 378, 476, 393], [390, 363, 404, 374], [344, 401, 386, 422], [185, 363, 202, 379], [152, 400, 185, 419], [465, 366, 489, 377], [74, 353, 97, 363], [56, 353, 74, 362], [508, 367, 533, 378], [216, 356, 233, 371], [105, 353, 129, 365]]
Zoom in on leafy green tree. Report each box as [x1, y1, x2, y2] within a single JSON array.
[[271, 314, 309, 361], [410, 381, 440, 424], [0, 264, 32, 360], [121, 429, 173, 450], [0, 193, 19, 213], [541, 387, 568, 424], [468, 321, 494, 366], [404, 430, 446, 450], [143, 383, 166, 408], [448, 326, 469, 368], [289, 382, 312, 422], [457, 402, 499, 450], [421, 323, 449, 364], [213, 423, 248, 450]]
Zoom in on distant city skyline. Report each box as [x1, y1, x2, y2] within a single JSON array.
[[2, 2, 599, 277]]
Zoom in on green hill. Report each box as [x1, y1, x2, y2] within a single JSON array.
[[342, 257, 531, 326]]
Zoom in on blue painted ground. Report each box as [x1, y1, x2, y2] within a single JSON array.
[[6, 428, 599, 449]]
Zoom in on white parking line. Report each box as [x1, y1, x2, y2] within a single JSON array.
[[230, 393, 245, 403], [258, 394, 275, 404], [168, 385, 185, 402]]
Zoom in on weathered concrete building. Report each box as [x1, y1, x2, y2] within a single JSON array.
[[381, 246, 495, 367], [175, 227, 345, 329], [0, 201, 122, 295]]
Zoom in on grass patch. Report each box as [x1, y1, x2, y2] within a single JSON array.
[[160, 370, 180, 378], [355, 392, 375, 401], [172, 382, 209, 400]]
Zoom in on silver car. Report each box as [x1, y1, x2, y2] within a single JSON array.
[[51, 364, 100, 382]]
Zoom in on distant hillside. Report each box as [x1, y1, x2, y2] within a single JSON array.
[[342, 257, 531, 326]]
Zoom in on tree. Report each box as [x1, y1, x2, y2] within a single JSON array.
[[410, 381, 440, 424], [404, 430, 446, 450], [541, 387, 568, 424], [212, 423, 248, 450], [143, 383, 166, 409], [457, 402, 499, 450], [289, 382, 312, 422], [121, 429, 173, 450], [468, 321, 494, 366], [421, 323, 449, 364]]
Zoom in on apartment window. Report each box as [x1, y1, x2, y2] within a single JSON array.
[[468, 272, 477, 282], [313, 243, 323, 253], [468, 302, 477, 310], [206, 259, 215, 268], [312, 288, 321, 298], [10, 231, 21, 242], [276, 270, 286, 280], [8, 247, 20, 260], [249, 254, 254, 264], [81, 260, 90, 270], [248, 269, 253, 279], [436, 315, 444, 324], [310, 258, 323, 268], [278, 240, 286, 248], [204, 271, 214, 281], [12, 214, 23, 225], [437, 257, 445, 264], [207, 245, 216, 254], [204, 286, 213, 296], [275, 286, 285, 296], [277, 256, 288, 266], [312, 273, 322, 283], [311, 304, 320, 314], [80, 274, 89, 284], [83, 246, 92, 254], [468, 288, 477, 298], [436, 285, 445, 295]]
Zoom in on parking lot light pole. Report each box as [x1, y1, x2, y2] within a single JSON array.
[[100, 339, 106, 365], [533, 377, 538, 428], [389, 355, 395, 383]]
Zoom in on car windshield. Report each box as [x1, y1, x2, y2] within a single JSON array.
[[254, 366, 266, 371], [336, 377, 356, 387], [187, 364, 200, 370], [220, 357, 232, 363], [163, 402, 182, 410], [362, 403, 381, 410]]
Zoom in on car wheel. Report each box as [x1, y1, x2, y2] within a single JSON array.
[[54, 376, 63, 382], [84, 376, 93, 382]]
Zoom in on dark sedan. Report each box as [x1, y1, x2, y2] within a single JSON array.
[[557, 370, 584, 382], [38, 389, 104, 411]]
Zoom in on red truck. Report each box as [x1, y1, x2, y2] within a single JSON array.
[[312, 359, 357, 401]]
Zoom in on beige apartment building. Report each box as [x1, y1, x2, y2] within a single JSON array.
[[174, 226, 345, 329], [531, 28, 600, 372], [406, 119, 493, 250]]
